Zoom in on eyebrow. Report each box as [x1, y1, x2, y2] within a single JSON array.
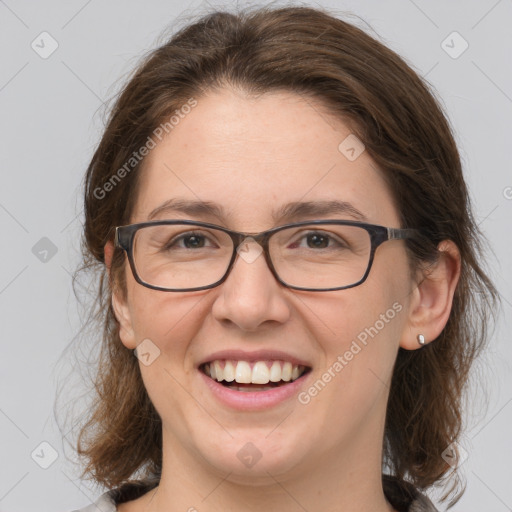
[[147, 198, 367, 224]]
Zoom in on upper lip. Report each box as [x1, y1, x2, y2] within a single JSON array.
[[197, 349, 312, 368]]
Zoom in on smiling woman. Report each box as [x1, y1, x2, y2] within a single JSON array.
[[64, 5, 497, 512]]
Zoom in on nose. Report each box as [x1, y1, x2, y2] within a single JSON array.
[[211, 238, 291, 331]]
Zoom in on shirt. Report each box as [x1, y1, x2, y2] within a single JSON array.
[[71, 475, 439, 512]]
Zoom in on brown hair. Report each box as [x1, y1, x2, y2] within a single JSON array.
[[64, 5, 497, 506]]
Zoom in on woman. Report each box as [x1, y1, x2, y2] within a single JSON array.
[[68, 5, 497, 512]]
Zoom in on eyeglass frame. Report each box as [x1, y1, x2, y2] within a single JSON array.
[[114, 219, 419, 292]]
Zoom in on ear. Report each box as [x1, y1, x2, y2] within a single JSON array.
[[104, 240, 137, 350], [400, 240, 461, 350], [104, 239, 114, 271]]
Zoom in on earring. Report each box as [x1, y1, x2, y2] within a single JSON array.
[[417, 334, 426, 346]]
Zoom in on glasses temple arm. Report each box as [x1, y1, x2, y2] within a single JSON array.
[[387, 227, 419, 240]]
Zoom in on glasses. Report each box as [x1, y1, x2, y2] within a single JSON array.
[[115, 219, 418, 292]]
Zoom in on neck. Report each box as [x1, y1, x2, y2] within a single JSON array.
[[146, 429, 395, 512]]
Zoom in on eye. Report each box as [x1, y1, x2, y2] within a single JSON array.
[[164, 231, 218, 250], [288, 230, 348, 250]]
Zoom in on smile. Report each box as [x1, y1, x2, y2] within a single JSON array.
[[200, 360, 310, 391]]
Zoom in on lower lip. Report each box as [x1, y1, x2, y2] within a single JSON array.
[[199, 369, 310, 411]]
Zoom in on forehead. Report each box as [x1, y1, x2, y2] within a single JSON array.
[[132, 88, 399, 229]]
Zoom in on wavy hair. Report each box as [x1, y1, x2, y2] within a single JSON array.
[[61, 5, 498, 506]]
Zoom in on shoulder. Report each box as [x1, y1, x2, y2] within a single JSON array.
[[72, 477, 438, 512], [70, 490, 117, 512], [70, 478, 159, 512]]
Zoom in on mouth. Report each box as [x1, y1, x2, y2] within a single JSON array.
[[200, 360, 312, 392]]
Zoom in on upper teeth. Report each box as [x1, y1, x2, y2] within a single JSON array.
[[203, 360, 307, 384]]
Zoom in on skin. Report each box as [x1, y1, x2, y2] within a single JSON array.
[[108, 88, 460, 512]]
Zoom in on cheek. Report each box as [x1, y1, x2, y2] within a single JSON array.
[[307, 285, 405, 380], [127, 286, 211, 409], [300, 300, 402, 447], [126, 276, 213, 369], [302, 251, 410, 423], [314, 249, 410, 352]]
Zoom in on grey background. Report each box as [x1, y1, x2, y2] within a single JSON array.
[[0, 0, 511, 510]]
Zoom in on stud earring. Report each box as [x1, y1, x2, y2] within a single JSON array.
[[417, 334, 426, 346]]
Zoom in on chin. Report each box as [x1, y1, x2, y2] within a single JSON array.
[[193, 428, 311, 483]]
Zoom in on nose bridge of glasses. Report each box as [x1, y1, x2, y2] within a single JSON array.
[[228, 228, 271, 251], [225, 229, 277, 281]]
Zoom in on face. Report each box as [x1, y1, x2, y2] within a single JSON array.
[[113, 88, 417, 483]]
